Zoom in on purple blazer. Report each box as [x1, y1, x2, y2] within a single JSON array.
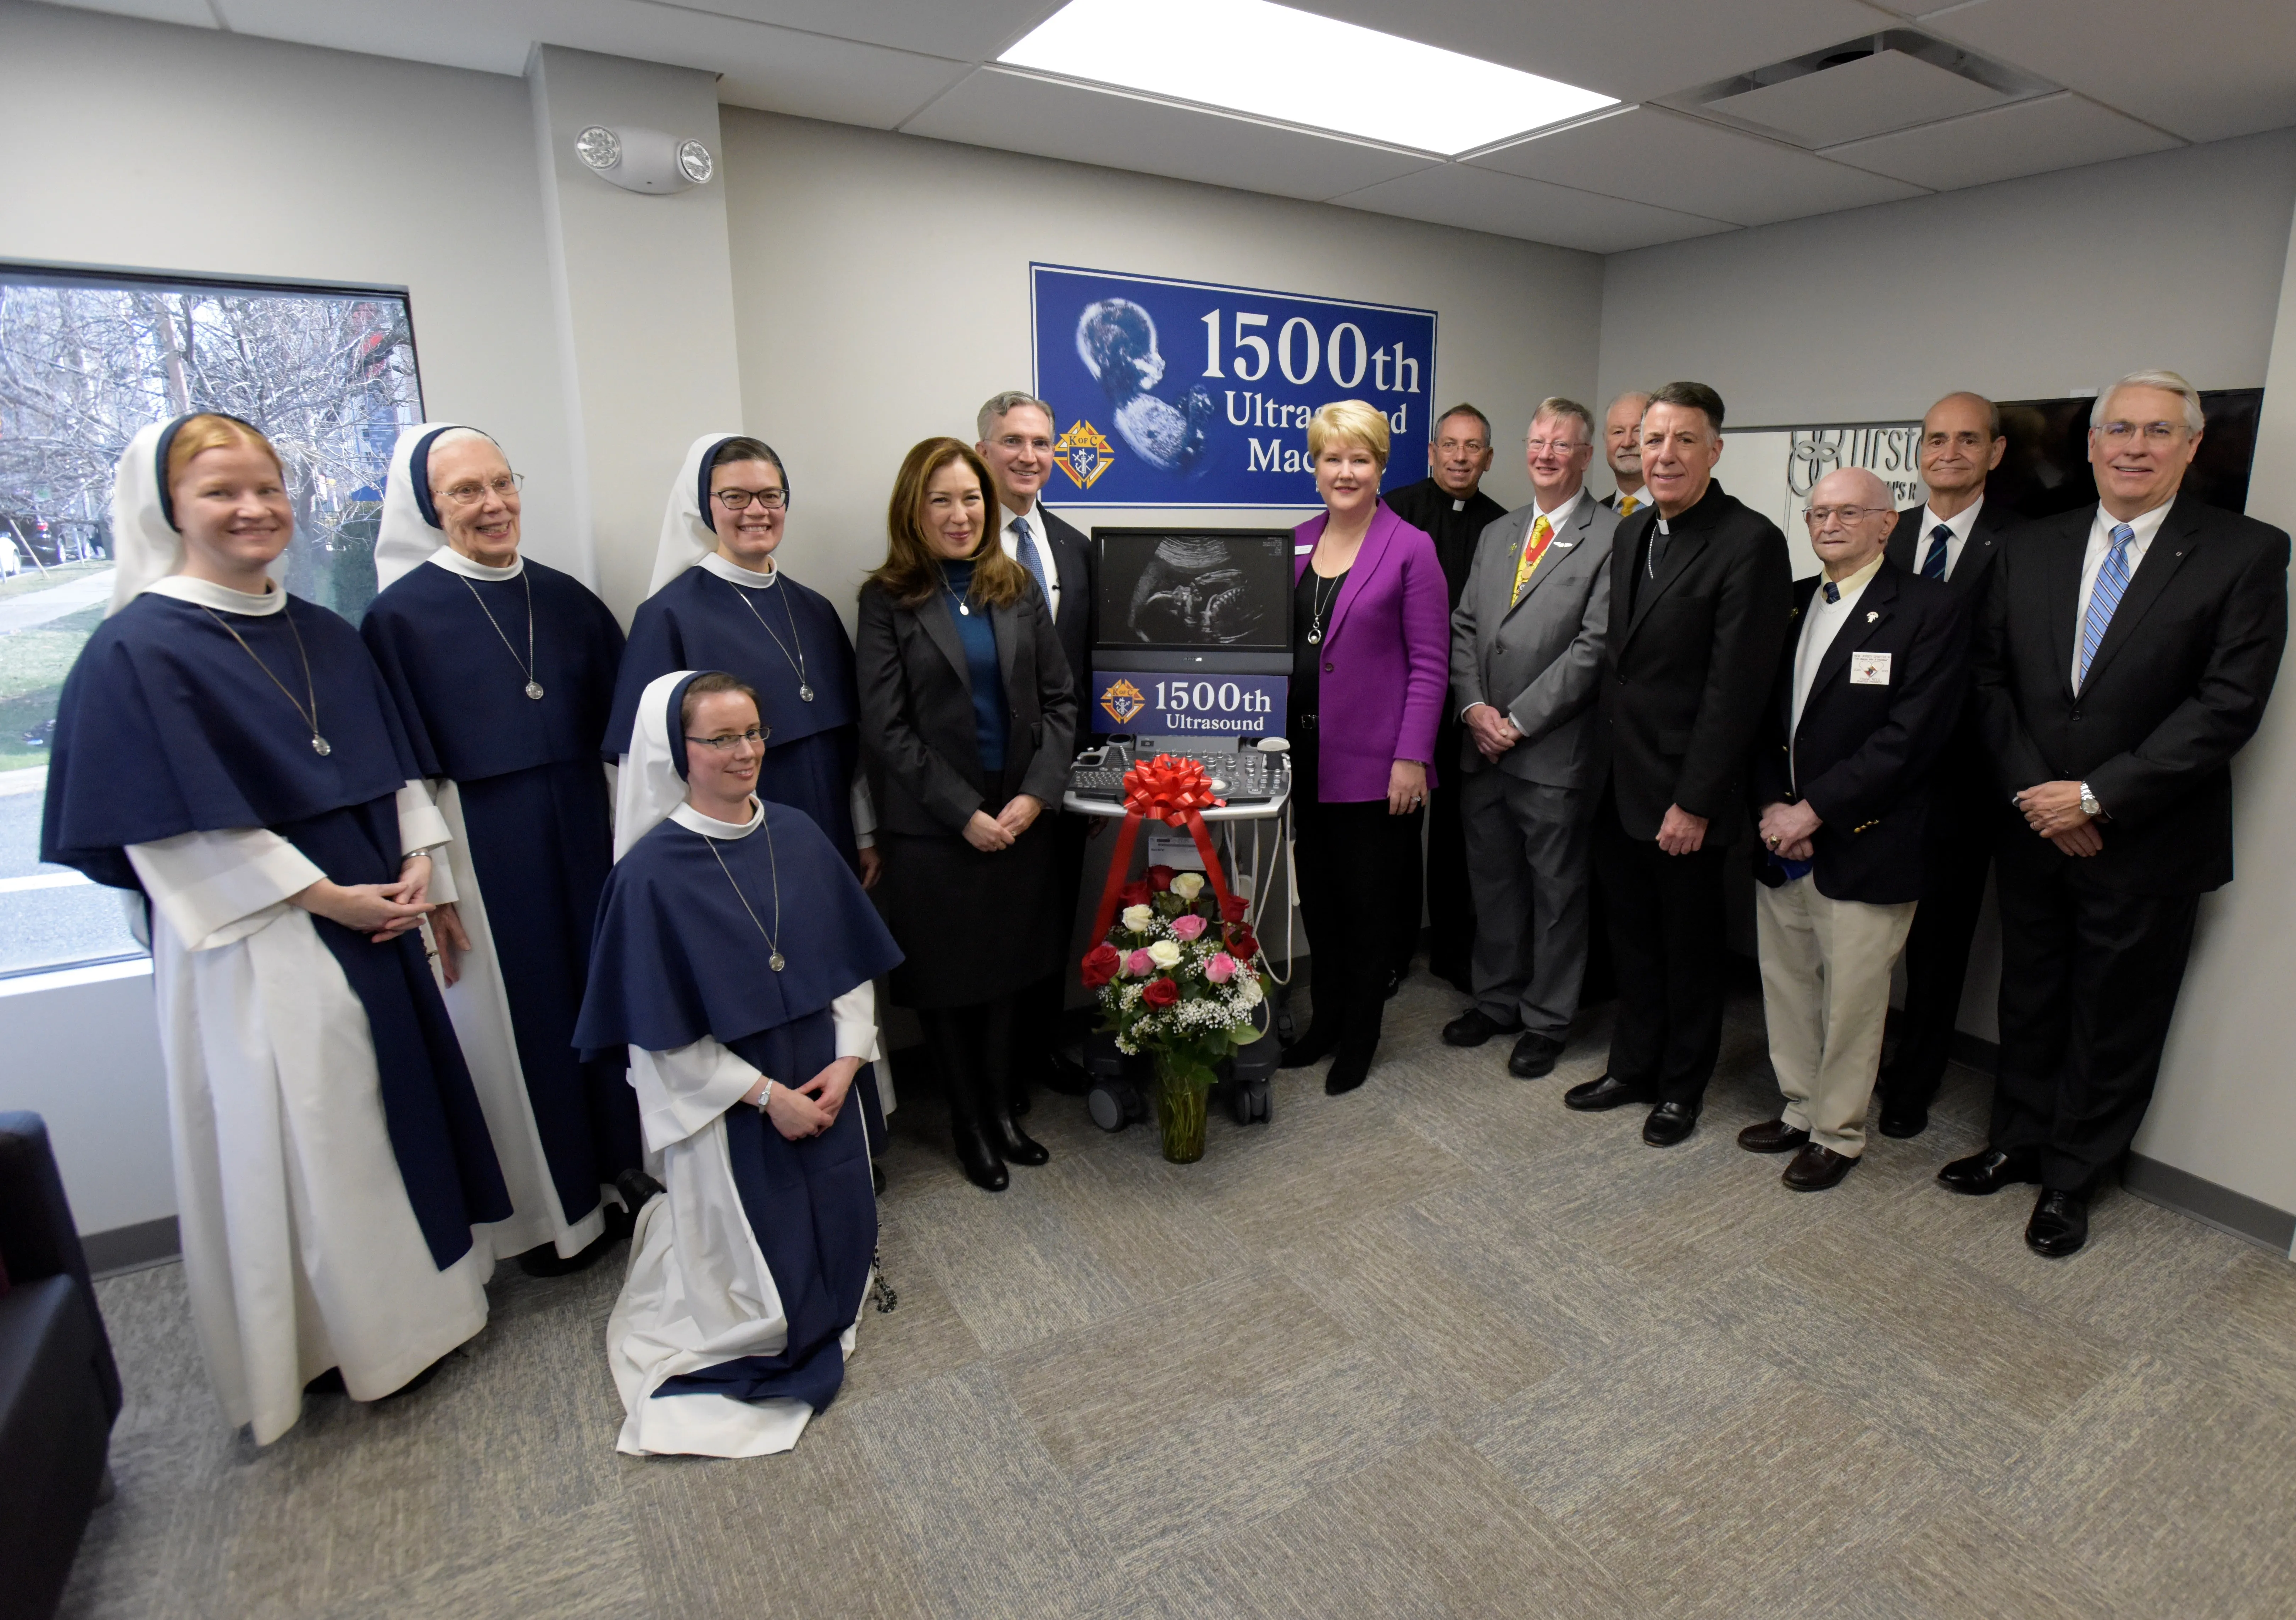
[[1294, 503, 1450, 802]]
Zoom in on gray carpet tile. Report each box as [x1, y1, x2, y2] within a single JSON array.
[[56, 978, 2296, 1620]]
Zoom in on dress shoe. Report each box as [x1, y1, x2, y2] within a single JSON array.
[[1782, 1142, 1857, 1190], [1737, 1118, 1810, 1155], [1878, 1099, 1929, 1139], [1936, 1148, 2041, 1197], [1442, 1007, 1519, 1048], [1383, 967, 1407, 1000], [1507, 1031, 1564, 1079], [1043, 1050, 1092, 1096], [872, 1160, 886, 1195], [1564, 1073, 1644, 1112], [1642, 1100, 1699, 1147], [1279, 1022, 1341, 1069], [2025, 1190, 2090, 1258]]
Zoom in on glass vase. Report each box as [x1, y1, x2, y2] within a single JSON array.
[[1153, 1054, 1209, 1164]]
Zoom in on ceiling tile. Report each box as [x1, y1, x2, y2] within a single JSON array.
[[678, 1, 1058, 60], [1703, 47, 2010, 146], [1471, 104, 1926, 227], [1920, 0, 2296, 143], [1329, 163, 1736, 254], [902, 67, 1441, 202], [1822, 90, 2183, 189], [1277, 0, 1907, 106], [41, 0, 220, 27]]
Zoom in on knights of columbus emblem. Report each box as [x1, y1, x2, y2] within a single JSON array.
[[1099, 677, 1146, 726], [1053, 420, 1115, 490]]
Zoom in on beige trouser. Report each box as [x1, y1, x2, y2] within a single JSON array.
[[1755, 877, 1917, 1157]]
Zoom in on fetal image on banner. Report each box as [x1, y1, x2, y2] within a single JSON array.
[[1030, 264, 1437, 508]]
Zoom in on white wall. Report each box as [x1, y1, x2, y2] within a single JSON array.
[[713, 109, 1606, 623], [0, 964, 171, 1240]]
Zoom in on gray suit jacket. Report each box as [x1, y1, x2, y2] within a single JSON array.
[[1450, 492, 1617, 788]]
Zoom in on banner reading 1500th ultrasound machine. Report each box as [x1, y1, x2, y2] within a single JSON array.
[[1030, 264, 1438, 507]]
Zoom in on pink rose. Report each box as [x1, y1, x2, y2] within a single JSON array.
[[1124, 949, 1154, 978], [1170, 913, 1207, 941], [1204, 951, 1238, 984]]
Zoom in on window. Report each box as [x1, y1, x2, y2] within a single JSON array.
[[0, 265, 424, 977]]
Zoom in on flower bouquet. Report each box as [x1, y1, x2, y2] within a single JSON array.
[[1081, 864, 1271, 1163]]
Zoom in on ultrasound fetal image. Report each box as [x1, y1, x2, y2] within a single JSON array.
[[1122, 536, 1272, 646]]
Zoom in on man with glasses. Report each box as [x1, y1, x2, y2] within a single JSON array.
[[1738, 468, 1967, 1190], [1945, 369, 2287, 1257], [1387, 403, 1509, 992], [1444, 399, 1616, 1079]]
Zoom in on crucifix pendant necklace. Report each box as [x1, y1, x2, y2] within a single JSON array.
[[703, 811, 787, 971], [723, 575, 813, 702], [461, 570, 545, 699], [202, 602, 329, 754]]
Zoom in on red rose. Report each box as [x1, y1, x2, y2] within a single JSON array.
[[1080, 944, 1121, 989], [1142, 977, 1180, 1007], [1219, 893, 1249, 922], [1146, 864, 1176, 892], [1227, 928, 1260, 961], [1119, 879, 1152, 907]]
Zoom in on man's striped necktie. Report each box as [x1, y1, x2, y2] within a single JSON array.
[[2078, 523, 2136, 690], [1920, 523, 1951, 580]]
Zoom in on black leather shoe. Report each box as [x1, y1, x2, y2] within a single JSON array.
[[1383, 967, 1407, 1000], [872, 1160, 886, 1195], [1643, 1100, 1699, 1147], [1442, 1007, 1519, 1047], [1279, 1023, 1341, 1069], [1878, 1099, 1928, 1139], [2025, 1190, 2090, 1258], [1936, 1148, 2041, 1196], [1507, 1031, 1563, 1079], [1564, 1073, 1644, 1112], [1782, 1142, 1857, 1190], [1737, 1118, 1810, 1154], [1044, 1050, 1092, 1096]]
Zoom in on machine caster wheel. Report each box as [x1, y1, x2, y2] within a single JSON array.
[[1245, 1080, 1272, 1124], [1227, 1082, 1253, 1126], [1087, 1083, 1129, 1132]]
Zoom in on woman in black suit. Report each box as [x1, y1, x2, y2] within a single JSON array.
[[857, 437, 1078, 1191]]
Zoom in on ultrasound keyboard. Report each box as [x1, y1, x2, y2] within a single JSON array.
[[1067, 736, 1290, 807]]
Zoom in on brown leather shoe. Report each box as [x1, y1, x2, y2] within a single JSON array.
[[1737, 1118, 1810, 1154], [1782, 1143, 1858, 1191]]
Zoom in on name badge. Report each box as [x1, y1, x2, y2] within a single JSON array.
[[1850, 652, 1892, 686]]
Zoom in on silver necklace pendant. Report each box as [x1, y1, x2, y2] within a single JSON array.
[[525, 680, 545, 701], [798, 683, 814, 702], [312, 735, 331, 757], [1306, 629, 1321, 645], [769, 951, 786, 972], [958, 602, 970, 616]]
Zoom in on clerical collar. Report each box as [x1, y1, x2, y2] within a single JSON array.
[[426, 545, 523, 581], [147, 574, 285, 616], [671, 796, 763, 839], [701, 551, 778, 588]]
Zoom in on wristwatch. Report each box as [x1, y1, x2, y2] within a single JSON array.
[[2078, 782, 2103, 819]]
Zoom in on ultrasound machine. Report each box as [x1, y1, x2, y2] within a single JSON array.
[[1064, 528, 1299, 1130]]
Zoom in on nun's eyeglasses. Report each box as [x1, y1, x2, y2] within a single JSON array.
[[685, 726, 770, 751], [437, 473, 524, 506], [713, 488, 788, 512]]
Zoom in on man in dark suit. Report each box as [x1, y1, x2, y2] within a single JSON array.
[[1875, 392, 2026, 1138], [978, 390, 1097, 1098], [1385, 403, 1508, 993], [1741, 469, 1968, 1190], [1566, 381, 1793, 1145], [1948, 369, 2288, 1257]]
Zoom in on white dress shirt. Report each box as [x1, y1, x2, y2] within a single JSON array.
[[1912, 496, 1985, 581], [1534, 488, 1584, 535], [1000, 503, 1061, 621], [2072, 497, 2175, 691], [1790, 553, 1886, 756]]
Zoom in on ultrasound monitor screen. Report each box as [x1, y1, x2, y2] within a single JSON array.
[[1093, 529, 1293, 653]]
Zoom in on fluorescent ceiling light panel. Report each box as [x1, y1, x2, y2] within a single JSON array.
[[999, 0, 1616, 157]]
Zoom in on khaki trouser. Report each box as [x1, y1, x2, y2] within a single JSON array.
[[1754, 877, 1917, 1157]]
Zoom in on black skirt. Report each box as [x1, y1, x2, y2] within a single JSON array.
[[874, 767, 1065, 1009]]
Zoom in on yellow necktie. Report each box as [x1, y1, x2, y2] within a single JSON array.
[[1618, 494, 1640, 516], [1511, 514, 1554, 604]]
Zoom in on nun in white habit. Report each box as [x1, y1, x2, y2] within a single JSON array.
[[576, 670, 901, 1458], [360, 424, 640, 1274], [40, 414, 510, 1444]]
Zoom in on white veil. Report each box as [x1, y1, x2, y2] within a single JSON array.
[[616, 668, 705, 861], [375, 422, 496, 590], [648, 431, 746, 596], [105, 417, 292, 617]]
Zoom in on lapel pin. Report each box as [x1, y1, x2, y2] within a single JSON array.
[[1866, 610, 1880, 623]]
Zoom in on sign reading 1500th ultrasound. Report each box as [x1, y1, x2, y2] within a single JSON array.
[[1030, 264, 1437, 509]]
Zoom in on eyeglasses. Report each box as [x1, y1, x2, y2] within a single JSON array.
[[684, 726, 770, 751], [436, 473, 523, 507], [2098, 421, 2186, 443], [1804, 505, 1886, 526], [714, 488, 788, 511], [1524, 437, 1588, 456]]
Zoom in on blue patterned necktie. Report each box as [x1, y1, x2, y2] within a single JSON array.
[[1920, 523, 1951, 580], [1821, 580, 1840, 605], [2078, 523, 2136, 689], [1013, 515, 1049, 599]]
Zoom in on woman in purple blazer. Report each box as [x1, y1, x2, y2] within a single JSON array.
[[1281, 400, 1451, 1094]]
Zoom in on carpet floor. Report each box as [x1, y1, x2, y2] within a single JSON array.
[[58, 977, 2296, 1620]]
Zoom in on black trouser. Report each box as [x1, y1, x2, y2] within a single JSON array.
[[1990, 856, 2200, 1195], [1017, 809, 1091, 1087], [1594, 789, 1730, 1106], [1418, 711, 1475, 985], [918, 996, 1019, 1116], [1882, 780, 2002, 1110], [1296, 778, 1422, 1050]]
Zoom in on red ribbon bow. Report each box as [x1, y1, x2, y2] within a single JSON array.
[[1086, 754, 1240, 951]]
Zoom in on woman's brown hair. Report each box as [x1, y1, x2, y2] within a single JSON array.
[[870, 437, 1030, 610], [165, 413, 283, 487]]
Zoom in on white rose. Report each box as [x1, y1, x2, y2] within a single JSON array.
[[1171, 871, 1205, 901], [1147, 939, 1183, 969], [1241, 976, 1264, 1006], [1120, 904, 1154, 932]]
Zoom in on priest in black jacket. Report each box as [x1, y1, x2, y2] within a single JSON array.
[[1948, 370, 2288, 1258], [1385, 403, 1508, 991]]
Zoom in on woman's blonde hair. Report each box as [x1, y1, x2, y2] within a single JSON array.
[[165, 413, 282, 488], [871, 437, 1031, 610], [1306, 399, 1390, 468]]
